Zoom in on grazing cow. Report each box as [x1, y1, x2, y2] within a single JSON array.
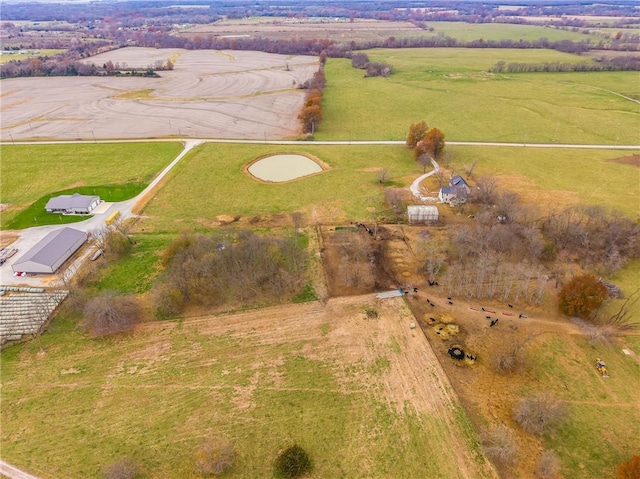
[[429, 317, 436, 322], [519, 313, 528, 319], [486, 316, 492, 319], [448, 300, 453, 305], [490, 319, 499, 327], [481, 307, 485, 311], [508, 304, 513, 308], [447, 297, 452, 300]]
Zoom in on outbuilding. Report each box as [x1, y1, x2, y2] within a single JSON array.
[[12, 227, 87, 274], [45, 193, 100, 214], [407, 205, 439, 224]]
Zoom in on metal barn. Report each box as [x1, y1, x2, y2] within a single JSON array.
[[12, 228, 87, 274]]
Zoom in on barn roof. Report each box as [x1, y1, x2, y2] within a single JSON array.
[[45, 193, 99, 211], [13, 228, 86, 269]]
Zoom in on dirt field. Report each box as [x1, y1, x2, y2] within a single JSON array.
[[0, 48, 318, 141], [317, 222, 640, 478], [145, 294, 496, 478], [182, 18, 422, 42]]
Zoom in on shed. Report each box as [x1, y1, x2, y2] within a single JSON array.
[[45, 193, 100, 214], [407, 205, 439, 224], [12, 228, 87, 274]]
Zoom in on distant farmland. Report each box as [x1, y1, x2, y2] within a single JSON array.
[[319, 48, 640, 144], [0, 48, 318, 142]]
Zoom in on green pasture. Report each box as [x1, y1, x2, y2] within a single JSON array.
[[140, 143, 419, 232], [528, 335, 640, 478], [0, 49, 65, 64], [0, 142, 182, 228], [0, 310, 487, 479], [448, 146, 640, 218], [140, 143, 639, 233], [318, 49, 640, 144], [422, 22, 600, 43]]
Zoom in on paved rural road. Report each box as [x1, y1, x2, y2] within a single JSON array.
[[3, 139, 640, 149], [0, 137, 638, 287], [0, 460, 41, 479]]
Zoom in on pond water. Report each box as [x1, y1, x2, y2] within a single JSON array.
[[248, 154, 322, 182]]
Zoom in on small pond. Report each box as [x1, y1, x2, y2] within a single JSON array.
[[247, 154, 323, 182]]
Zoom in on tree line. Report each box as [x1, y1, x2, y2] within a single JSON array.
[[350, 53, 393, 78], [298, 63, 326, 135], [491, 56, 640, 73], [3, 27, 637, 79]]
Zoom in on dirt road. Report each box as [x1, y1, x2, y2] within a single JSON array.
[[0, 460, 40, 479]]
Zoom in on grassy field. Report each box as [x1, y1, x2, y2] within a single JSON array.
[[422, 22, 601, 43], [528, 335, 640, 478], [90, 233, 174, 294], [317, 48, 640, 143], [0, 49, 65, 64], [0, 142, 183, 227], [140, 143, 639, 232], [0, 298, 492, 479], [448, 146, 640, 219], [139, 143, 420, 232]]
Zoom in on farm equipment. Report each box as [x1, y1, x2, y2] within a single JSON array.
[[595, 358, 609, 378]]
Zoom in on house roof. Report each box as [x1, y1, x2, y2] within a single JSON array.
[[450, 175, 469, 188], [13, 228, 86, 269], [45, 192, 99, 211]]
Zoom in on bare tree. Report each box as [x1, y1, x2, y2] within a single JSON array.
[[473, 175, 499, 206], [377, 168, 389, 184], [481, 424, 520, 467], [536, 450, 561, 479], [416, 153, 432, 173], [463, 159, 478, 179], [514, 392, 568, 435], [598, 287, 640, 330], [383, 187, 407, 215], [492, 335, 535, 374], [112, 215, 136, 245], [103, 457, 140, 479], [195, 437, 234, 476], [83, 291, 142, 337]]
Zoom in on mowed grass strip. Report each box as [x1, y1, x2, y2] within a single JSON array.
[[0, 142, 183, 225], [0, 301, 486, 479], [318, 49, 640, 143]]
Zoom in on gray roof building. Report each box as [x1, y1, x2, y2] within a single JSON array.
[[45, 193, 100, 214], [12, 228, 87, 274]]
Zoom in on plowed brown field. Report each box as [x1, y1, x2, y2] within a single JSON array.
[[0, 48, 318, 141]]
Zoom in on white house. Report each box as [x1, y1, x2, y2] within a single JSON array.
[[439, 176, 471, 205], [45, 193, 100, 215]]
